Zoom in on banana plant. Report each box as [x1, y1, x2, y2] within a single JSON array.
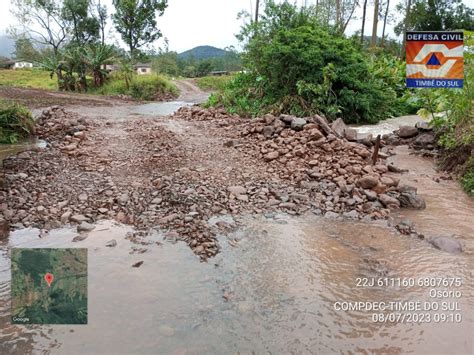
[[84, 44, 115, 88]]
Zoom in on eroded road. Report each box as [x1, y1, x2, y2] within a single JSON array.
[[0, 85, 473, 354]]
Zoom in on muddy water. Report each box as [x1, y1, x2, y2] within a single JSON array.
[[389, 146, 474, 248], [353, 115, 425, 136], [0, 140, 47, 162], [0, 213, 472, 354], [0, 111, 472, 353]]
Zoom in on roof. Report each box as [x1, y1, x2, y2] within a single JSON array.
[[134, 63, 152, 68]]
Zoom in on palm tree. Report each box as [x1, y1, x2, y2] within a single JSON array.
[[119, 60, 134, 90], [41, 53, 67, 91]]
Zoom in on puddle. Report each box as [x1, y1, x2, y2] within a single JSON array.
[[0, 215, 472, 354], [131, 101, 194, 117], [0, 140, 47, 162]]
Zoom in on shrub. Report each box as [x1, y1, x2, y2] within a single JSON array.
[[0, 100, 35, 143], [461, 157, 474, 195], [416, 30, 473, 194], [97, 74, 179, 100], [208, 2, 408, 124]]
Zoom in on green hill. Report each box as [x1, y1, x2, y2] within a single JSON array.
[[178, 46, 229, 61]]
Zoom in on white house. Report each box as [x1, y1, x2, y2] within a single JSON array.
[[135, 63, 152, 75], [13, 61, 33, 69]]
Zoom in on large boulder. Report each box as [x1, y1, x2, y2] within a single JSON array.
[[397, 126, 419, 138], [312, 114, 333, 136], [378, 194, 401, 209], [291, 117, 307, 131], [412, 133, 436, 149], [398, 191, 426, 209], [344, 128, 358, 142], [357, 175, 379, 189], [415, 121, 432, 131], [331, 118, 347, 138], [429, 236, 463, 254]]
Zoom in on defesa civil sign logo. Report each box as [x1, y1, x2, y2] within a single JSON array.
[[406, 31, 464, 88]]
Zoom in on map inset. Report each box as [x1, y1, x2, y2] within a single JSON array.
[[11, 248, 88, 324]]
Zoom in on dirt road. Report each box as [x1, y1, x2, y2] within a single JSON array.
[[1, 86, 473, 353]]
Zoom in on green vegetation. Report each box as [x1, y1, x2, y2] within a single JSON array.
[[152, 45, 242, 78], [461, 157, 474, 195], [395, 0, 474, 36], [196, 75, 234, 91], [95, 73, 178, 100], [207, 2, 412, 123], [0, 99, 35, 143], [416, 31, 473, 195], [0, 69, 57, 90]]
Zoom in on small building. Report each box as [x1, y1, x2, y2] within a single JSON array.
[[135, 63, 152, 75], [105, 64, 120, 73], [13, 61, 34, 69]]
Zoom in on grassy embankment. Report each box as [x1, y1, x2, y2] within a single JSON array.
[[0, 99, 35, 143], [0, 69, 178, 101], [0, 69, 57, 90], [95, 73, 179, 100]]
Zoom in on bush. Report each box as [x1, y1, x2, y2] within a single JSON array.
[[96, 74, 179, 100], [0, 100, 35, 143], [208, 2, 408, 123], [416, 30, 473, 194], [461, 157, 474, 195]]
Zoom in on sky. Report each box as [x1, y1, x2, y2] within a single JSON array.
[[1, 0, 473, 53]]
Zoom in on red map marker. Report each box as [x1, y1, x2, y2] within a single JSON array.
[[44, 273, 54, 287]]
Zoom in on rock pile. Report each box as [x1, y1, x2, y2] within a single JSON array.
[[176, 107, 427, 219], [1, 105, 428, 260]]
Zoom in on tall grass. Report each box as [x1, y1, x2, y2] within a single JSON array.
[[96, 73, 179, 100], [0, 99, 35, 143]]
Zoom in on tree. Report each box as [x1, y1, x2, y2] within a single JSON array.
[[395, 0, 474, 36], [62, 0, 100, 46], [360, 0, 368, 43], [93, 0, 108, 45], [234, 1, 397, 122], [381, 0, 390, 47], [10, 0, 70, 55], [13, 36, 41, 62], [255, 0, 260, 24], [112, 0, 168, 62], [84, 44, 115, 87], [196, 60, 213, 77], [371, 0, 380, 47], [311, 0, 359, 34]]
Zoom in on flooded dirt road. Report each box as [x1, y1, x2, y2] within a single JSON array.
[[0, 212, 472, 354], [0, 89, 472, 354]]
